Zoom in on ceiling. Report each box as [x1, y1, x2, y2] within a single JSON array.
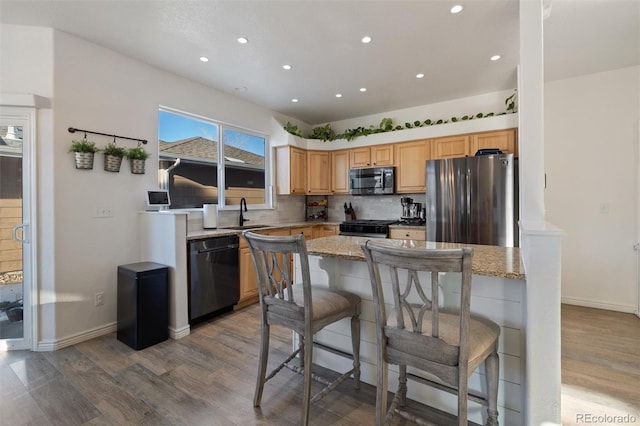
[[1, 1, 638, 125]]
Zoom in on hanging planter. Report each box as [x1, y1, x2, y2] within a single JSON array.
[[69, 139, 98, 170], [127, 145, 150, 175], [103, 142, 127, 172], [129, 158, 145, 174], [105, 155, 123, 172]]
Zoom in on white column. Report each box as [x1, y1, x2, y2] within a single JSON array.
[[518, 0, 546, 224], [519, 1, 565, 424]]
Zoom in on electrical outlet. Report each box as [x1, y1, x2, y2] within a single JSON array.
[[93, 206, 114, 218], [599, 203, 610, 214], [95, 292, 104, 306]]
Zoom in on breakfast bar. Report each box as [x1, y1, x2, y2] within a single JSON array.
[[297, 235, 526, 425]]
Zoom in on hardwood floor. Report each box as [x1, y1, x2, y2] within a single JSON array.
[[561, 305, 640, 426], [1, 304, 638, 425]]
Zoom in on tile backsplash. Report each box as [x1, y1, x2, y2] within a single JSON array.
[[185, 193, 425, 233], [329, 194, 425, 222]]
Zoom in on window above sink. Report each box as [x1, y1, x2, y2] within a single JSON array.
[[158, 107, 271, 210]]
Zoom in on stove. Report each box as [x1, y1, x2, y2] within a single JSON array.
[[339, 219, 398, 238]]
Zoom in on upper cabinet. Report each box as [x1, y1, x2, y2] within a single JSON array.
[[275, 146, 307, 195], [306, 150, 332, 195], [431, 134, 470, 159], [395, 139, 431, 193], [349, 144, 394, 168], [276, 128, 517, 196], [470, 129, 517, 156], [331, 149, 350, 194]]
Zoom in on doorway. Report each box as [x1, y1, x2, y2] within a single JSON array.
[[0, 107, 35, 350]]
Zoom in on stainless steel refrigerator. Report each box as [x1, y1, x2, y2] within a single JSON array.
[[425, 154, 518, 247]]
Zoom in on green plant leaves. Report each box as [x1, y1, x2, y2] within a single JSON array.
[[69, 140, 98, 153], [282, 90, 517, 142], [127, 146, 150, 160]]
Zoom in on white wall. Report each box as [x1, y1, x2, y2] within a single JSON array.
[[545, 65, 640, 312], [1, 24, 302, 346], [50, 30, 304, 344]]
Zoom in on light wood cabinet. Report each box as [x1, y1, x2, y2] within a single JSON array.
[[332, 149, 350, 194], [312, 224, 338, 239], [431, 135, 470, 159], [275, 146, 307, 195], [389, 227, 426, 241], [238, 236, 258, 309], [395, 139, 431, 193], [349, 144, 394, 168], [470, 129, 517, 156], [306, 150, 332, 195], [237, 227, 291, 309], [289, 226, 314, 240], [276, 128, 516, 197]]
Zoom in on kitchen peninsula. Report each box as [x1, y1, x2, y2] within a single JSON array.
[[300, 235, 526, 425]]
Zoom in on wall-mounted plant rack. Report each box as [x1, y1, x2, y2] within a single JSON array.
[[68, 127, 147, 145]]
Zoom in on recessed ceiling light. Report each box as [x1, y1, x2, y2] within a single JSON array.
[[416, 73, 425, 79], [199, 56, 209, 62], [361, 36, 372, 44], [451, 5, 463, 14], [291, 98, 299, 103], [490, 55, 501, 61], [335, 94, 342, 98], [360, 88, 367, 92], [237, 37, 248, 44], [283, 64, 292, 70]]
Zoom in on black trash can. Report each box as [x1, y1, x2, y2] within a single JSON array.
[[117, 262, 169, 350]]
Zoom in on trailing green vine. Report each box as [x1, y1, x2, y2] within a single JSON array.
[[284, 90, 518, 142]]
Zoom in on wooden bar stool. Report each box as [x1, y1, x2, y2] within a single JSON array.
[[361, 240, 500, 426], [243, 231, 361, 426]]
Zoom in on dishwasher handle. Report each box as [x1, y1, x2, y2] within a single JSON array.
[[195, 243, 239, 254]]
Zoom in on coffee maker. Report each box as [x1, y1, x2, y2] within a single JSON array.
[[400, 197, 425, 224]]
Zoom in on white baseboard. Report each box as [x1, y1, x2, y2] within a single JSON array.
[[170, 325, 190, 339], [34, 323, 188, 352], [35, 322, 117, 352], [561, 297, 637, 314]]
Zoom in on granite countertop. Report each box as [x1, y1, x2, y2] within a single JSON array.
[[187, 221, 341, 240], [305, 235, 525, 280]]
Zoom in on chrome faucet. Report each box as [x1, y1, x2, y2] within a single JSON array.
[[239, 197, 249, 226]]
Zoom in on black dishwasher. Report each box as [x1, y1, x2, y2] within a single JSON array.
[[188, 235, 240, 324]]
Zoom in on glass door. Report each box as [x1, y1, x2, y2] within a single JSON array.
[[0, 107, 33, 350]]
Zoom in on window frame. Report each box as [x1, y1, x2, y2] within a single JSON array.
[[158, 106, 271, 210]]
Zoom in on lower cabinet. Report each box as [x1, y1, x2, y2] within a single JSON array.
[[238, 228, 291, 309], [238, 237, 259, 309], [237, 224, 337, 309], [289, 226, 314, 239], [313, 224, 338, 238], [389, 227, 426, 241]]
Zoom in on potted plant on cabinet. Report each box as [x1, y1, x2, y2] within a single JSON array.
[[127, 146, 150, 174], [103, 142, 127, 172], [69, 139, 99, 170]]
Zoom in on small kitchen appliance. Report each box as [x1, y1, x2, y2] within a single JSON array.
[[400, 197, 425, 225], [203, 204, 218, 229], [349, 166, 395, 195]]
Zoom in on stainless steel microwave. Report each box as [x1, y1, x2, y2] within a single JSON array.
[[349, 166, 395, 195]]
